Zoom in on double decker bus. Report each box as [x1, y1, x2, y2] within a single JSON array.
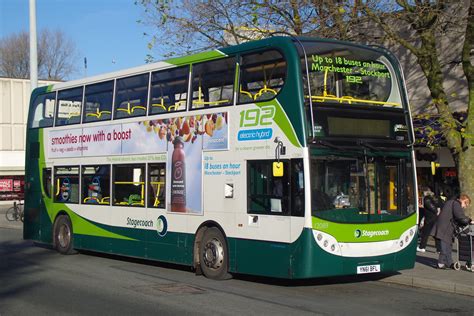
[[24, 36, 417, 280]]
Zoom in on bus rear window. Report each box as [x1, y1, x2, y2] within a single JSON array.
[[29, 92, 56, 128]]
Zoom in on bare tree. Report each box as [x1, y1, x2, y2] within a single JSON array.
[[0, 29, 78, 80], [363, 0, 474, 217], [0, 32, 30, 78], [136, 0, 364, 59], [137, 0, 474, 215]]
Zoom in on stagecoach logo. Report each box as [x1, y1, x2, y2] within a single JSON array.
[[354, 229, 390, 238], [156, 215, 168, 237]]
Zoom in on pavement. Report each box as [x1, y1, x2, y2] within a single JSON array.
[[0, 204, 472, 296]]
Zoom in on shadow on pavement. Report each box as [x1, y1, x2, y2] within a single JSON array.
[[0, 233, 56, 302], [416, 254, 438, 268]]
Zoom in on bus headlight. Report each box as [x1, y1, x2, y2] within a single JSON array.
[[397, 225, 417, 250], [312, 230, 342, 255]]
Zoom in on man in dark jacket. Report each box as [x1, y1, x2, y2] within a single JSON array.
[[417, 187, 442, 252], [431, 194, 473, 269]]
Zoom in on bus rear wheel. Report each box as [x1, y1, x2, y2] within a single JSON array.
[[53, 215, 76, 255], [199, 227, 230, 280]]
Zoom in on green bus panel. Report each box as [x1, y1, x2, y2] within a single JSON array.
[[229, 228, 416, 279]]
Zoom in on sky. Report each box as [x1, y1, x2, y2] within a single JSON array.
[[0, 0, 155, 80]]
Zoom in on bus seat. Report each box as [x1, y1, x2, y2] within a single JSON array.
[[128, 194, 143, 206], [38, 118, 53, 127], [67, 115, 81, 124], [131, 106, 146, 115]]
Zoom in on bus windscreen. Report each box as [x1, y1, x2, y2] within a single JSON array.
[[300, 41, 402, 109]]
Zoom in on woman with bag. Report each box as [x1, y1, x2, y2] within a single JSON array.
[[431, 194, 473, 269]]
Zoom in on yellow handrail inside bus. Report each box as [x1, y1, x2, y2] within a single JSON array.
[[151, 99, 167, 111], [168, 100, 186, 112], [55, 178, 60, 196], [253, 84, 277, 100], [150, 181, 165, 207], [83, 197, 99, 204], [117, 102, 147, 115], [239, 86, 253, 100], [86, 108, 111, 119], [305, 95, 401, 107], [193, 82, 230, 107]]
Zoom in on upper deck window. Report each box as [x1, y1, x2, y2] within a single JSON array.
[[238, 50, 286, 104], [114, 73, 149, 119], [29, 92, 56, 128], [301, 42, 401, 109], [149, 66, 189, 115], [83, 80, 114, 123], [56, 87, 83, 126], [190, 57, 235, 109]]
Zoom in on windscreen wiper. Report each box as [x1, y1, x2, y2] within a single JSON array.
[[315, 139, 344, 150], [358, 140, 387, 152]]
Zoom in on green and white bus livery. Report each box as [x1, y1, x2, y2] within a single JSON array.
[[24, 36, 417, 280]]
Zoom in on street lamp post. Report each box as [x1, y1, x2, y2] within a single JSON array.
[[29, 0, 38, 91]]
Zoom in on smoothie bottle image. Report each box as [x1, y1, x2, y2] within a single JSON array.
[[171, 136, 186, 212]]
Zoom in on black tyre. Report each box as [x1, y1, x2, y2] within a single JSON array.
[[5, 207, 17, 221], [53, 215, 76, 255], [199, 227, 230, 280]]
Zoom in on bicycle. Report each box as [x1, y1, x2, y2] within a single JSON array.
[[5, 201, 24, 222]]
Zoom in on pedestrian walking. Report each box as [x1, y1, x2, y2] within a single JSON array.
[[431, 194, 473, 269], [417, 187, 442, 253]]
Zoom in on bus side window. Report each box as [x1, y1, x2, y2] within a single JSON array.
[[112, 164, 145, 207], [114, 73, 149, 119], [247, 160, 290, 215], [28, 92, 56, 128], [190, 57, 235, 109], [56, 87, 83, 126], [148, 163, 166, 208], [82, 165, 110, 205], [83, 81, 114, 123], [42, 168, 52, 198], [239, 50, 286, 104], [54, 166, 80, 204], [149, 66, 189, 115]]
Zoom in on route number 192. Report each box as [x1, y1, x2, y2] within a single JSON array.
[[239, 106, 275, 127]]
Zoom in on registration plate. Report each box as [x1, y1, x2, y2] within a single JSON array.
[[357, 264, 381, 274]]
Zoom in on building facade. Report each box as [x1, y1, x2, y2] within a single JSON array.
[[0, 77, 57, 200]]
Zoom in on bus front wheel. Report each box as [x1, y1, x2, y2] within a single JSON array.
[[53, 215, 76, 255], [199, 227, 230, 280]]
